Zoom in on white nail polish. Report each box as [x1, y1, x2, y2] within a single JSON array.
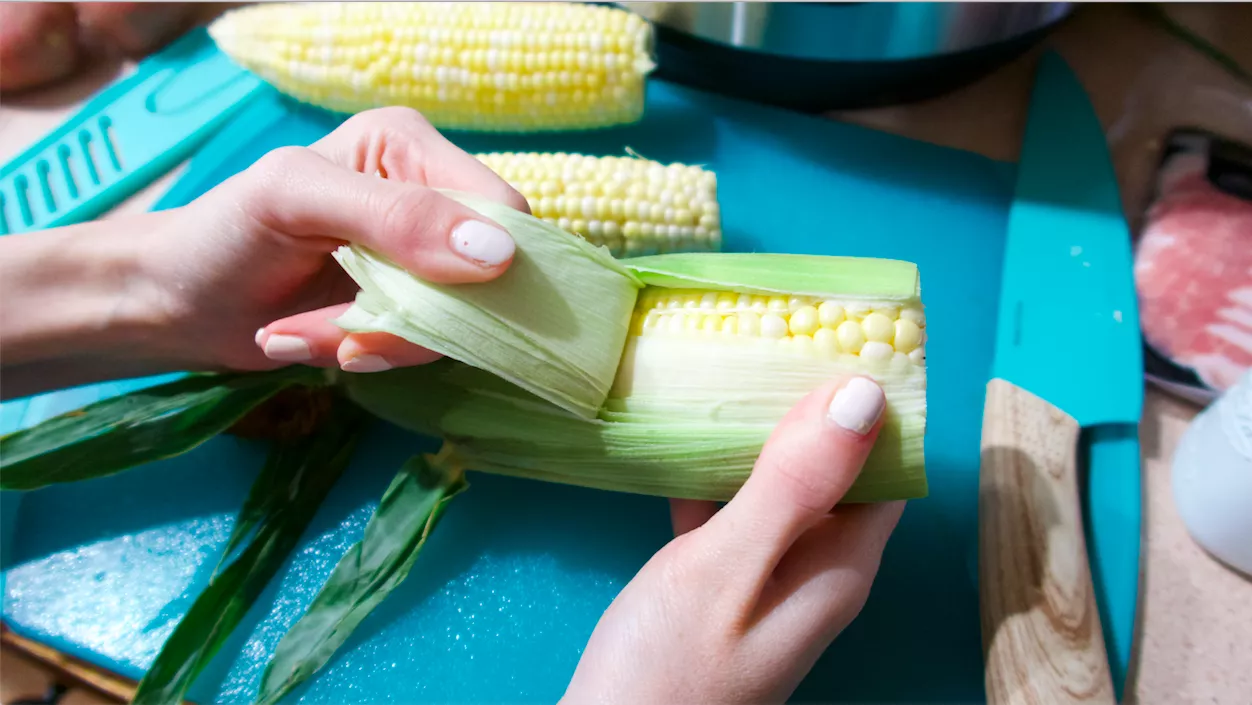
[[254, 328, 266, 347], [263, 334, 312, 362], [827, 377, 885, 435], [341, 354, 392, 373], [450, 220, 515, 266]]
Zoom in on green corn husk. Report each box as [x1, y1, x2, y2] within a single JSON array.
[[344, 249, 928, 503], [332, 190, 642, 420]]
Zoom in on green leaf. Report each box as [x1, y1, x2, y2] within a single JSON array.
[[253, 453, 469, 705], [624, 252, 921, 301], [0, 366, 324, 491], [132, 399, 366, 705]]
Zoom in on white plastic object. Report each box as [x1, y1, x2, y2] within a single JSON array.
[[1172, 369, 1252, 575]]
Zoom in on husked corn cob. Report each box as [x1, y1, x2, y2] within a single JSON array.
[[209, 2, 655, 132], [477, 152, 722, 255]]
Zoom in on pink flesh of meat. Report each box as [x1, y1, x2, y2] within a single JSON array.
[[1135, 153, 1252, 392]]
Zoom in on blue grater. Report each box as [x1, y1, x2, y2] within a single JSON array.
[[0, 28, 267, 236]]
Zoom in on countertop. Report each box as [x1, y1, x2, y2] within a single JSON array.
[[1, 4, 1250, 704]]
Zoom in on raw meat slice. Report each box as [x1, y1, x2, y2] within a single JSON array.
[[1135, 151, 1252, 394]]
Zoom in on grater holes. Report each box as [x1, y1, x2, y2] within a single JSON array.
[[36, 159, 57, 212], [56, 143, 81, 200], [98, 116, 123, 171], [78, 129, 101, 186], [13, 175, 34, 227]]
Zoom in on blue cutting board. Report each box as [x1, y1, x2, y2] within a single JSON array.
[[0, 79, 1137, 704]]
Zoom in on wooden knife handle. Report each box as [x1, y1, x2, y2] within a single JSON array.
[[979, 379, 1115, 705]]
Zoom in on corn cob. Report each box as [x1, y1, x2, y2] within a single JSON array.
[[477, 152, 722, 255], [209, 2, 655, 133], [332, 193, 929, 504]]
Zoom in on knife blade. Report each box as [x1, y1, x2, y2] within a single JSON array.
[[979, 51, 1143, 705]]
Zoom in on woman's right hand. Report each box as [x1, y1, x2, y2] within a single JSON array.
[[562, 376, 906, 705]]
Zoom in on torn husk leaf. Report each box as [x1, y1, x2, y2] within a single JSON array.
[[333, 190, 642, 420]]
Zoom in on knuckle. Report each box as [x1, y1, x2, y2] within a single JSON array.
[[759, 445, 842, 516], [377, 186, 442, 243], [237, 146, 314, 217], [249, 146, 311, 184], [344, 106, 432, 136]]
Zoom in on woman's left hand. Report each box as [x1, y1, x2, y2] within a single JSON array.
[[0, 108, 528, 396], [141, 107, 529, 374]]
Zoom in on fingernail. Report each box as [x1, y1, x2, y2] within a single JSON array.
[[263, 335, 312, 362], [341, 354, 392, 373], [450, 220, 515, 267], [827, 377, 885, 435], [254, 328, 266, 347]]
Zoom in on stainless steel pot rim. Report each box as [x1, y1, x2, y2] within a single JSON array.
[[617, 2, 1074, 63]]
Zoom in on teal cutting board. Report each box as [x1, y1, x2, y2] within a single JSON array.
[[0, 78, 1138, 704]]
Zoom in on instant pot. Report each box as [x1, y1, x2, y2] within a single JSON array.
[[619, 2, 1075, 111]]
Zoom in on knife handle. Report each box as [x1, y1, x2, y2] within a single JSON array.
[[979, 378, 1116, 705]]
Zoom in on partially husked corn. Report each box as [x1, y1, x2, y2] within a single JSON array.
[[477, 152, 722, 255], [340, 225, 929, 504], [209, 2, 655, 132], [631, 290, 925, 366]]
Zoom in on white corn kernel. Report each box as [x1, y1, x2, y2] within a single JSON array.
[[861, 341, 894, 362], [760, 313, 788, 339]]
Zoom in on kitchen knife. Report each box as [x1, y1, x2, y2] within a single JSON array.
[[979, 51, 1144, 705]]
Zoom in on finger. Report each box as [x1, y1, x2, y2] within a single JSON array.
[[705, 377, 886, 578], [670, 499, 720, 537], [256, 304, 354, 367], [75, 2, 197, 56], [0, 3, 80, 93], [309, 107, 530, 213], [234, 146, 516, 284], [337, 332, 444, 373], [754, 501, 905, 649]]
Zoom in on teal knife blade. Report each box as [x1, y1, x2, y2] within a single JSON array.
[[980, 50, 1144, 705], [992, 52, 1143, 426]]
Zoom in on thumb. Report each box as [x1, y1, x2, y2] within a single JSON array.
[[706, 377, 886, 579]]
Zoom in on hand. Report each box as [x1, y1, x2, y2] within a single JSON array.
[[145, 106, 530, 373], [0, 107, 528, 397], [0, 3, 211, 93], [562, 377, 906, 705]]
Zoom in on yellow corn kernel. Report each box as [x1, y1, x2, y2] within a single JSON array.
[[476, 152, 721, 256], [835, 320, 866, 354], [818, 301, 845, 328], [631, 289, 925, 365], [900, 307, 926, 327], [893, 319, 922, 353], [209, 2, 655, 133], [813, 327, 839, 356], [861, 312, 895, 344], [845, 303, 872, 321], [788, 306, 820, 336]]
